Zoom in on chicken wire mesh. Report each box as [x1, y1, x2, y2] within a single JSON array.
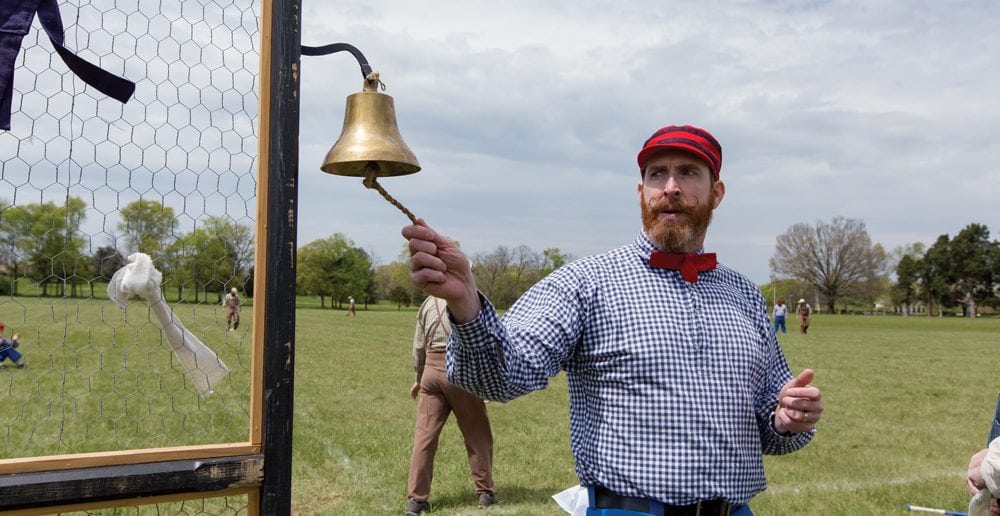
[[0, 0, 259, 489]]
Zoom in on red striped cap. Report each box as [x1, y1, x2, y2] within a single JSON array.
[[637, 125, 722, 180]]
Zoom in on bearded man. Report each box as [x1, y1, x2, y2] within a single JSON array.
[[402, 125, 823, 516]]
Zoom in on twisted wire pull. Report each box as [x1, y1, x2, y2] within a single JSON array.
[[363, 163, 417, 223]]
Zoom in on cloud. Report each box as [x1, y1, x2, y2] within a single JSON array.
[[297, 0, 1000, 283]]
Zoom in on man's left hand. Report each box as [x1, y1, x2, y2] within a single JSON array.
[[410, 382, 420, 400], [773, 369, 823, 434]]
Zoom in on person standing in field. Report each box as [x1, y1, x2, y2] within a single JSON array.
[[403, 124, 823, 515], [223, 287, 241, 331], [346, 296, 357, 316], [772, 298, 788, 335], [0, 323, 25, 368], [797, 298, 812, 335], [405, 295, 495, 516]]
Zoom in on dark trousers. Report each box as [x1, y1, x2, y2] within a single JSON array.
[[407, 350, 494, 501], [0, 346, 22, 364]]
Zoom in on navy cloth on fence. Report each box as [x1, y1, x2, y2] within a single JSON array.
[[0, 0, 135, 130]]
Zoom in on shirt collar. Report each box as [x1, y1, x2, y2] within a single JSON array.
[[634, 231, 707, 256]]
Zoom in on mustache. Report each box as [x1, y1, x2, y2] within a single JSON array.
[[647, 198, 695, 215]]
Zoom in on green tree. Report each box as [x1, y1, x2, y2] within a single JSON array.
[[296, 234, 372, 309], [164, 232, 198, 302], [921, 234, 953, 317], [948, 223, 997, 317], [770, 216, 888, 313], [990, 245, 1000, 311], [117, 199, 177, 259], [388, 284, 413, 309], [375, 260, 421, 309], [892, 254, 922, 316], [889, 243, 926, 315], [204, 216, 254, 301], [186, 228, 228, 302], [0, 201, 31, 295], [852, 275, 893, 313], [162, 216, 253, 303], [342, 246, 374, 308], [18, 198, 88, 297]]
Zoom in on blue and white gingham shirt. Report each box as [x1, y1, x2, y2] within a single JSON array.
[[447, 232, 814, 505]]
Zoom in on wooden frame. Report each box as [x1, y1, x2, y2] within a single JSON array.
[[0, 0, 301, 513]]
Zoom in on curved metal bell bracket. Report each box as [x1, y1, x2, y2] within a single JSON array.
[[302, 42, 420, 223]]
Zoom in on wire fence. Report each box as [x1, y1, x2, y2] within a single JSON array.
[[1, 0, 261, 512]]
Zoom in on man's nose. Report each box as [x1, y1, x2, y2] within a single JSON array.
[[662, 175, 682, 195]]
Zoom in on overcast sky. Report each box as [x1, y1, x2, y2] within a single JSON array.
[[294, 0, 1000, 284]]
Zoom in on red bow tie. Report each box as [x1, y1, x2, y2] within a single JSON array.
[[649, 251, 717, 283]]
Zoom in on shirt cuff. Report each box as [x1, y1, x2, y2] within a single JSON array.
[[767, 411, 816, 438], [448, 292, 501, 349]]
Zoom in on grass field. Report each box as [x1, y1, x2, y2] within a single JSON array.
[[292, 308, 1000, 515], [2, 299, 998, 515], [0, 297, 251, 458]]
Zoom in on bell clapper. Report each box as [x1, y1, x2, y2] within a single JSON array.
[[363, 162, 418, 224]]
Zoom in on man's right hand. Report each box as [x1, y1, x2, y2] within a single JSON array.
[[402, 219, 482, 324], [409, 382, 420, 400]]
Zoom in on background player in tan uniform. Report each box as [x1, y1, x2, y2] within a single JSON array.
[[405, 296, 496, 515]]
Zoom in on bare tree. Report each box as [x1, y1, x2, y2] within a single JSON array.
[[769, 216, 888, 313], [510, 245, 543, 298], [473, 245, 514, 308]]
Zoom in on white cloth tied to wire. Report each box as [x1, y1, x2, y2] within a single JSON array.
[[970, 437, 1000, 516], [108, 252, 230, 396]]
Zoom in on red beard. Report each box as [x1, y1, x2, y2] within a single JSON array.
[[640, 193, 715, 253]]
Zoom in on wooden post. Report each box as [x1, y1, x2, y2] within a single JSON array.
[[254, 0, 300, 514]]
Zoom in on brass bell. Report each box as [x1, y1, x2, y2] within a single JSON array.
[[321, 76, 421, 177]]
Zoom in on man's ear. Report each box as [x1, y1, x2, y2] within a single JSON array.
[[712, 180, 726, 208]]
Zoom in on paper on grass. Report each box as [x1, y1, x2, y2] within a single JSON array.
[[552, 485, 588, 516]]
